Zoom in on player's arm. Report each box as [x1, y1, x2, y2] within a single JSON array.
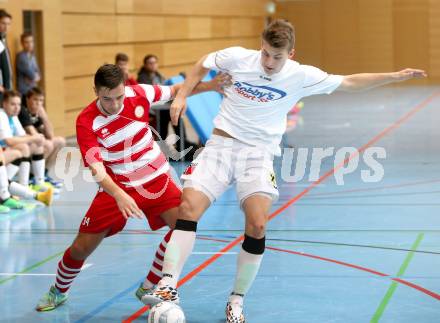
[[170, 55, 211, 125], [88, 162, 143, 220], [36, 108, 55, 139], [337, 68, 427, 92], [24, 125, 39, 135], [4, 134, 43, 146], [170, 71, 231, 98]]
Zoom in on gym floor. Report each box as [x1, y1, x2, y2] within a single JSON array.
[[1, 85, 439, 323]]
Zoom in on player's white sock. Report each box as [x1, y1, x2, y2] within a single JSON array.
[[231, 235, 265, 297], [31, 154, 45, 186], [6, 158, 21, 180], [9, 181, 37, 199], [0, 163, 11, 200], [159, 220, 197, 288], [18, 158, 31, 186]]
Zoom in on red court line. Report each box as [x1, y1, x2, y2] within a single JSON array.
[[124, 91, 440, 322]]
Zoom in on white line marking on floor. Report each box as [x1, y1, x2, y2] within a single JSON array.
[[192, 252, 237, 255]]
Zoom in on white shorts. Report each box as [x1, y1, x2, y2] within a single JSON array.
[[181, 135, 279, 207]]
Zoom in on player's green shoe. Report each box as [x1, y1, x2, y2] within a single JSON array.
[[2, 197, 25, 209], [135, 283, 153, 302], [35, 285, 68, 312], [0, 204, 10, 213]]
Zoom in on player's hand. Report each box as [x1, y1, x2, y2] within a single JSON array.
[[394, 68, 427, 82], [209, 72, 232, 95], [114, 191, 143, 219], [170, 96, 187, 126]]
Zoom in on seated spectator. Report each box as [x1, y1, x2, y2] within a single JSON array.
[[0, 90, 53, 206], [137, 54, 165, 85], [115, 53, 138, 86], [16, 32, 41, 96], [137, 54, 197, 158], [19, 87, 65, 187]]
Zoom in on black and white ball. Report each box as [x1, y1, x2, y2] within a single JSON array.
[[147, 301, 186, 323]]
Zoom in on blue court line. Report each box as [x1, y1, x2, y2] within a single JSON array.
[[74, 279, 142, 323]]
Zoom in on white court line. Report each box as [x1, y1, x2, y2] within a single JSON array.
[[192, 252, 237, 255], [0, 263, 93, 276], [0, 273, 56, 276]]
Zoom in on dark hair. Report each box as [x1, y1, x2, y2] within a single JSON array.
[[0, 9, 12, 20], [143, 54, 158, 65], [115, 52, 129, 64], [3, 90, 21, 102], [262, 19, 295, 51], [26, 87, 44, 98], [20, 32, 33, 42], [94, 64, 124, 90]]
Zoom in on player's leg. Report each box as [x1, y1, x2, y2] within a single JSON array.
[[226, 148, 278, 323], [142, 135, 234, 305], [35, 230, 108, 311], [29, 139, 46, 187], [134, 174, 182, 301], [36, 189, 127, 311], [0, 148, 25, 210], [226, 194, 272, 323], [9, 143, 31, 186], [44, 136, 66, 187]]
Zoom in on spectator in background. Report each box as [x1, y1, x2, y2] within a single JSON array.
[[137, 54, 197, 156], [0, 9, 13, 99], [19, 87, 65, 188], [16, 32, 41, 96], [137, 54, 165, 85], [115, 53, 138, 86]]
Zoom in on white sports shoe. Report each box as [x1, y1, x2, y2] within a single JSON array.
[[225, 300, 245, 323]]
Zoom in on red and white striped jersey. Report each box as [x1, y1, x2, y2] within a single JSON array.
[[76, 84, 172, 188]]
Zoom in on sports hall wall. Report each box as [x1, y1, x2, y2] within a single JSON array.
[[2, 0, 266, 136], [2, 0, 439, 137], [275, 0, 439, 82]]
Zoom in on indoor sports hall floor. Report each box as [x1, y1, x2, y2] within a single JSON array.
[[1, 85, 439, 323]]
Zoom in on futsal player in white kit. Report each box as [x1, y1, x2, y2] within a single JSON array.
[[142, 19, 427, 322]]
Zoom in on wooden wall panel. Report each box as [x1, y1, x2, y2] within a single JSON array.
[[63, 14, 118, 45], [64, 45, 134, 78], [358, 0, 393, 72], [429, 0, 440, 78], [64, 77, 95, 112], [61, 0, 116, 13], [321, 0, 359, 74], [393, 0, 430, 73], [276, 1, 323, 68]]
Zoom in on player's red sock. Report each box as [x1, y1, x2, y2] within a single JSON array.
[[143, 230, 173, 289], [54, 248, 85, 293]]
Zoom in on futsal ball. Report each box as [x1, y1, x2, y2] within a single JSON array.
[[147, 301, 186, 323]]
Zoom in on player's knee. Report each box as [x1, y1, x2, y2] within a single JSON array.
[[246, 218, 267, 238], [16, 143, 30, 156], [44, 139, 54, 152], [242, 234, 265, 255], [178, 199, 198, 220], [56, 136, 66, 148]]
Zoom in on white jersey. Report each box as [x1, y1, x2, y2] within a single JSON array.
[[0, 108, 26, 146], [203, 46, 343, 155]]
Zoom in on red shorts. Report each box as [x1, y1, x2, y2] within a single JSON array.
[[79, 174, 181, 237]]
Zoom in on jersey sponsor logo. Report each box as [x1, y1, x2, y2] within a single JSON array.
[[233, 81, 286, 103]]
